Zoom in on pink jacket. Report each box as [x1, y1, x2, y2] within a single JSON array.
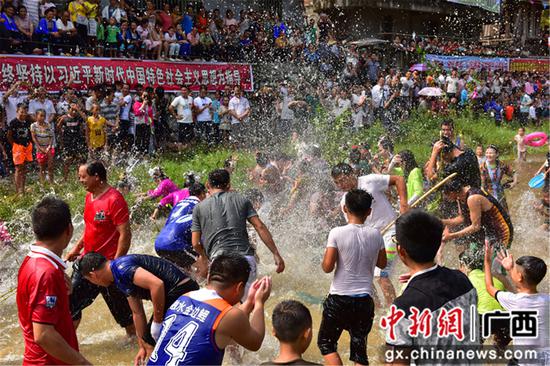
[[148, 178, 179, 199]]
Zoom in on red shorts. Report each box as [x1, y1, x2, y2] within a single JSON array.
[[36, 147, 55, 165], [12, 143, 33, 166]]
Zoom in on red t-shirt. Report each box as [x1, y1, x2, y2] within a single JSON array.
[[83, 187, 129, 259], [17, 246, 79, 365], [505, 105, 514, 121]]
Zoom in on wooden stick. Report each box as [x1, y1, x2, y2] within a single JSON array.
[[380, 172, 458, 235]]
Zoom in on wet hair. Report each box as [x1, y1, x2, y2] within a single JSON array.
[[458, 249, 483, 271], [331, 163, 354, 177], [398, 150, 419, 179], [442, 178, 464, 194], [35, 108, 46, 117], [208, 254, 250, 288], [516, 256, 547, 286], [345, 189, 373, 216], [378, 136, 394, 153], [440, 119, 455, 130], [183, 172, 198, 187], [486, 144, 499, 154], [208, 169, 230, 189], [83, 161, 107, 181], [188, 182, 206, 197], [349, 148, 361, 164], [149, 167, 168, 180], [272, 300, 312, 343], [244, 188, 264, 206], [396, 209, 443, 264], [256, 152, 269, 167], [79, 252, 108, 274], [32, 197, 72, 240]]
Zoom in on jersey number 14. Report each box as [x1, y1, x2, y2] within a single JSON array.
[[149, 315, 199, 366]]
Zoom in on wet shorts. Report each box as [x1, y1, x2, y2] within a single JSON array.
[[317, 293, 375, 365], [12, 143, 33, 166], [36, 147, 55, 165]]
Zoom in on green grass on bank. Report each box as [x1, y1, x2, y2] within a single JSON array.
[[311, 108, 549, 164]]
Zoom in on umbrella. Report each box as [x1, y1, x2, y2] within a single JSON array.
[[418, 87, 443, 97], [409, 63, 427, 72]]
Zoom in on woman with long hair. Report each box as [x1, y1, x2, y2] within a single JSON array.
[[395, 149, 424, 205]]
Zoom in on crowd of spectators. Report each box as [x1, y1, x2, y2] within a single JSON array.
[[0, 0, 548, 63]]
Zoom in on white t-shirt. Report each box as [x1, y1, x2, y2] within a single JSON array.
[[228, 96, 250, 125], [164, 32, 177, 42], [170, 95, 193, 124], [28, 98, 56, 121], [56, 19, 75, 31], [327, 223, 384, 296], [193, 96, 212, 122], [445, 76, 459, 94], [529, 105, 537, 120], [120, 94, 133, 120], [496, 291, 550, 361], [3, 94, 27, 123], [340, 174, 397, 231]]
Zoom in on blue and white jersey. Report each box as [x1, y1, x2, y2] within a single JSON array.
[[148, 289, 233, 366], [155, 196, 200, 253]]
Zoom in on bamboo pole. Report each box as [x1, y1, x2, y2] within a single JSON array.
[[380, 172, 458, 235]]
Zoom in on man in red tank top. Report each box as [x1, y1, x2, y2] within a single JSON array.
[[17, 197, 91, 365], [65, 161, 135, 336]]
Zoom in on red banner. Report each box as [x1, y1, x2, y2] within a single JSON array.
[[0, 55, 254, 92], [509, 58, 550, 73]]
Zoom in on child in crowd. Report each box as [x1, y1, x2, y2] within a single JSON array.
[[164, 26, 179, 60], [262, 300, 320, 366], [458, 250, 510, 352], [105, 17, 120, 58], [30, 109, 55, 184], [475, 143, 486, 166], [319, 189, 386, 365], [86, 103, 108, 160], [514, 127, 527, 162], [96, 16, 105, 57], [0, 220, 13, 247], [484, 243, 549, 364]]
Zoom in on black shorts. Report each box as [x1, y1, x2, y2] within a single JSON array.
[[156, 249, 197, 269], [142, 279, 200, 346], [69, 260, 133, 328], [317, 294, 375, 365], [178, 123, 194, 143], [61, 139, 85, 159]]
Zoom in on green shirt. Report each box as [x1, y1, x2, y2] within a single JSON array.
[[106, 25, 119, 43], [468, 269, 505, 314], [97, 22, 105, 41], [407, 167, 424, 203]]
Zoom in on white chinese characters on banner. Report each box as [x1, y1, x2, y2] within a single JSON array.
[[0, 58, 253, 92]]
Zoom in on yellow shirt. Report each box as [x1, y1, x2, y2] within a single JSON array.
[[69, 1, 88, 23], [86, 1, 98, 19], [87, 116, 106, 148]]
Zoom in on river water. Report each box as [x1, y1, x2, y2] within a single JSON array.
[[0, 156, 548, 365]]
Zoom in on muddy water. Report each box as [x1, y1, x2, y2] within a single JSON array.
[[0, 157, 548, 365]]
